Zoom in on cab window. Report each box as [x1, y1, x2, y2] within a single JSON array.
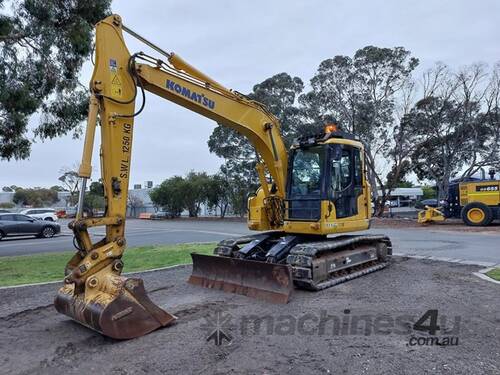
[[331, 149, 352, 192], [289, 146, 325, 198]]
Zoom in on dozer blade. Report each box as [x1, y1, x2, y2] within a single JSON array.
[[54, 277, 176, 340], [418, 205, 445, 224], [188, 253, 293, 304]]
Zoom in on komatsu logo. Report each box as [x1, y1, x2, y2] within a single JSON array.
[[166, 79, 215, 109]]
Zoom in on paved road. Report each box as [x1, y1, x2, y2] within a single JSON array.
[[0, 219, 252, 257], [367, 227, 500, 265], [0, 219, 499, 266]]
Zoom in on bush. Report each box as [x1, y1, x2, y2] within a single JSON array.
[[421, 186, 436, 200], [13, 188, 58, 207], [149, 176, 185, 218]]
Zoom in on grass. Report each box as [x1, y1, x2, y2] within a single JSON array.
[[485, 268, 500, 282], [0, 243, 215, 287]]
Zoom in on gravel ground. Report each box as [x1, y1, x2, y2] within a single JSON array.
[[0, 257, 499, 375]]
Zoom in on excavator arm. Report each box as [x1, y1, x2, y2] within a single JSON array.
[[55, 14, 290, 339]]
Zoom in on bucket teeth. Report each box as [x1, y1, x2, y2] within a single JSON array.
[[54, 277, 176, 340], [189, 253, 293, 304]]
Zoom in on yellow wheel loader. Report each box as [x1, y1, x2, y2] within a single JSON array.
[[54, 14, 392, 339], [418, 172, 500, 226]]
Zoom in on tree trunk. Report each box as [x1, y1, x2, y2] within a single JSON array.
[[219, 203, 227, 218], [364, 150, 383, 216]]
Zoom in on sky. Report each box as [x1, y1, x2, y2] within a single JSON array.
[[1, 0, 500, 188]]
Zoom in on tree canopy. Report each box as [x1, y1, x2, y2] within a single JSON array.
[[13, 187, 58, 207], [149, 176, 186, 218], [207, 47, 420, 214], [403, 63, 500, 198], [207, 72, 304, 207], [0, 0, 111, 160], [205, 48, 500, 209], [149, 171, 246, 218]]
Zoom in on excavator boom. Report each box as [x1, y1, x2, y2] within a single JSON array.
[[55, 14, 292, 338]]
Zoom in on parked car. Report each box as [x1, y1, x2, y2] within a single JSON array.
[[0, 213, 61, 240], [0, 209, 11, 213], [20, 208, 58, 221], [151, 211, 169, 220], [415, 199, 439, 209], [55, 209, 67, 219], [65, 207, 77, 218]]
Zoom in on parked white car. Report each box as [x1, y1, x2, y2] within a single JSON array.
[[20, 208, 58, 221]]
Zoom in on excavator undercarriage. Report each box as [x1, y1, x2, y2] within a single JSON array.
[[190, 233, 392, 304]]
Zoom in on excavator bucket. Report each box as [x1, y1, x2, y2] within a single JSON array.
[[54, 276, 176, 340], [188, 253, 293, 304]]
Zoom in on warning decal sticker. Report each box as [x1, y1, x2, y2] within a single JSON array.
[[110, 72, 123, 98]]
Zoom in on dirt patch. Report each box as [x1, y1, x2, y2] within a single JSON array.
[[371, 217, 500, 234], [0, 259, 499, 375]]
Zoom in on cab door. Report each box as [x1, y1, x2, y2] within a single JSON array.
[[329, 145, 363, 219]]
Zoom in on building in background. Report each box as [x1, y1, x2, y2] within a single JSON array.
[[127, 187, 155, 217], [0, 191, 14, 205], [378, 187, 424, 208]]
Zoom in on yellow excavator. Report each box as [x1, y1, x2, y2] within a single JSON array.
[[54, 14, 392, 339]]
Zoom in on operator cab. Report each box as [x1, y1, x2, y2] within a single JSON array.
[[286, 126, 365, 223]]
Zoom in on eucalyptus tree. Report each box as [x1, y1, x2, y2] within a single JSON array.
[[0, 0, 111, 160]]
